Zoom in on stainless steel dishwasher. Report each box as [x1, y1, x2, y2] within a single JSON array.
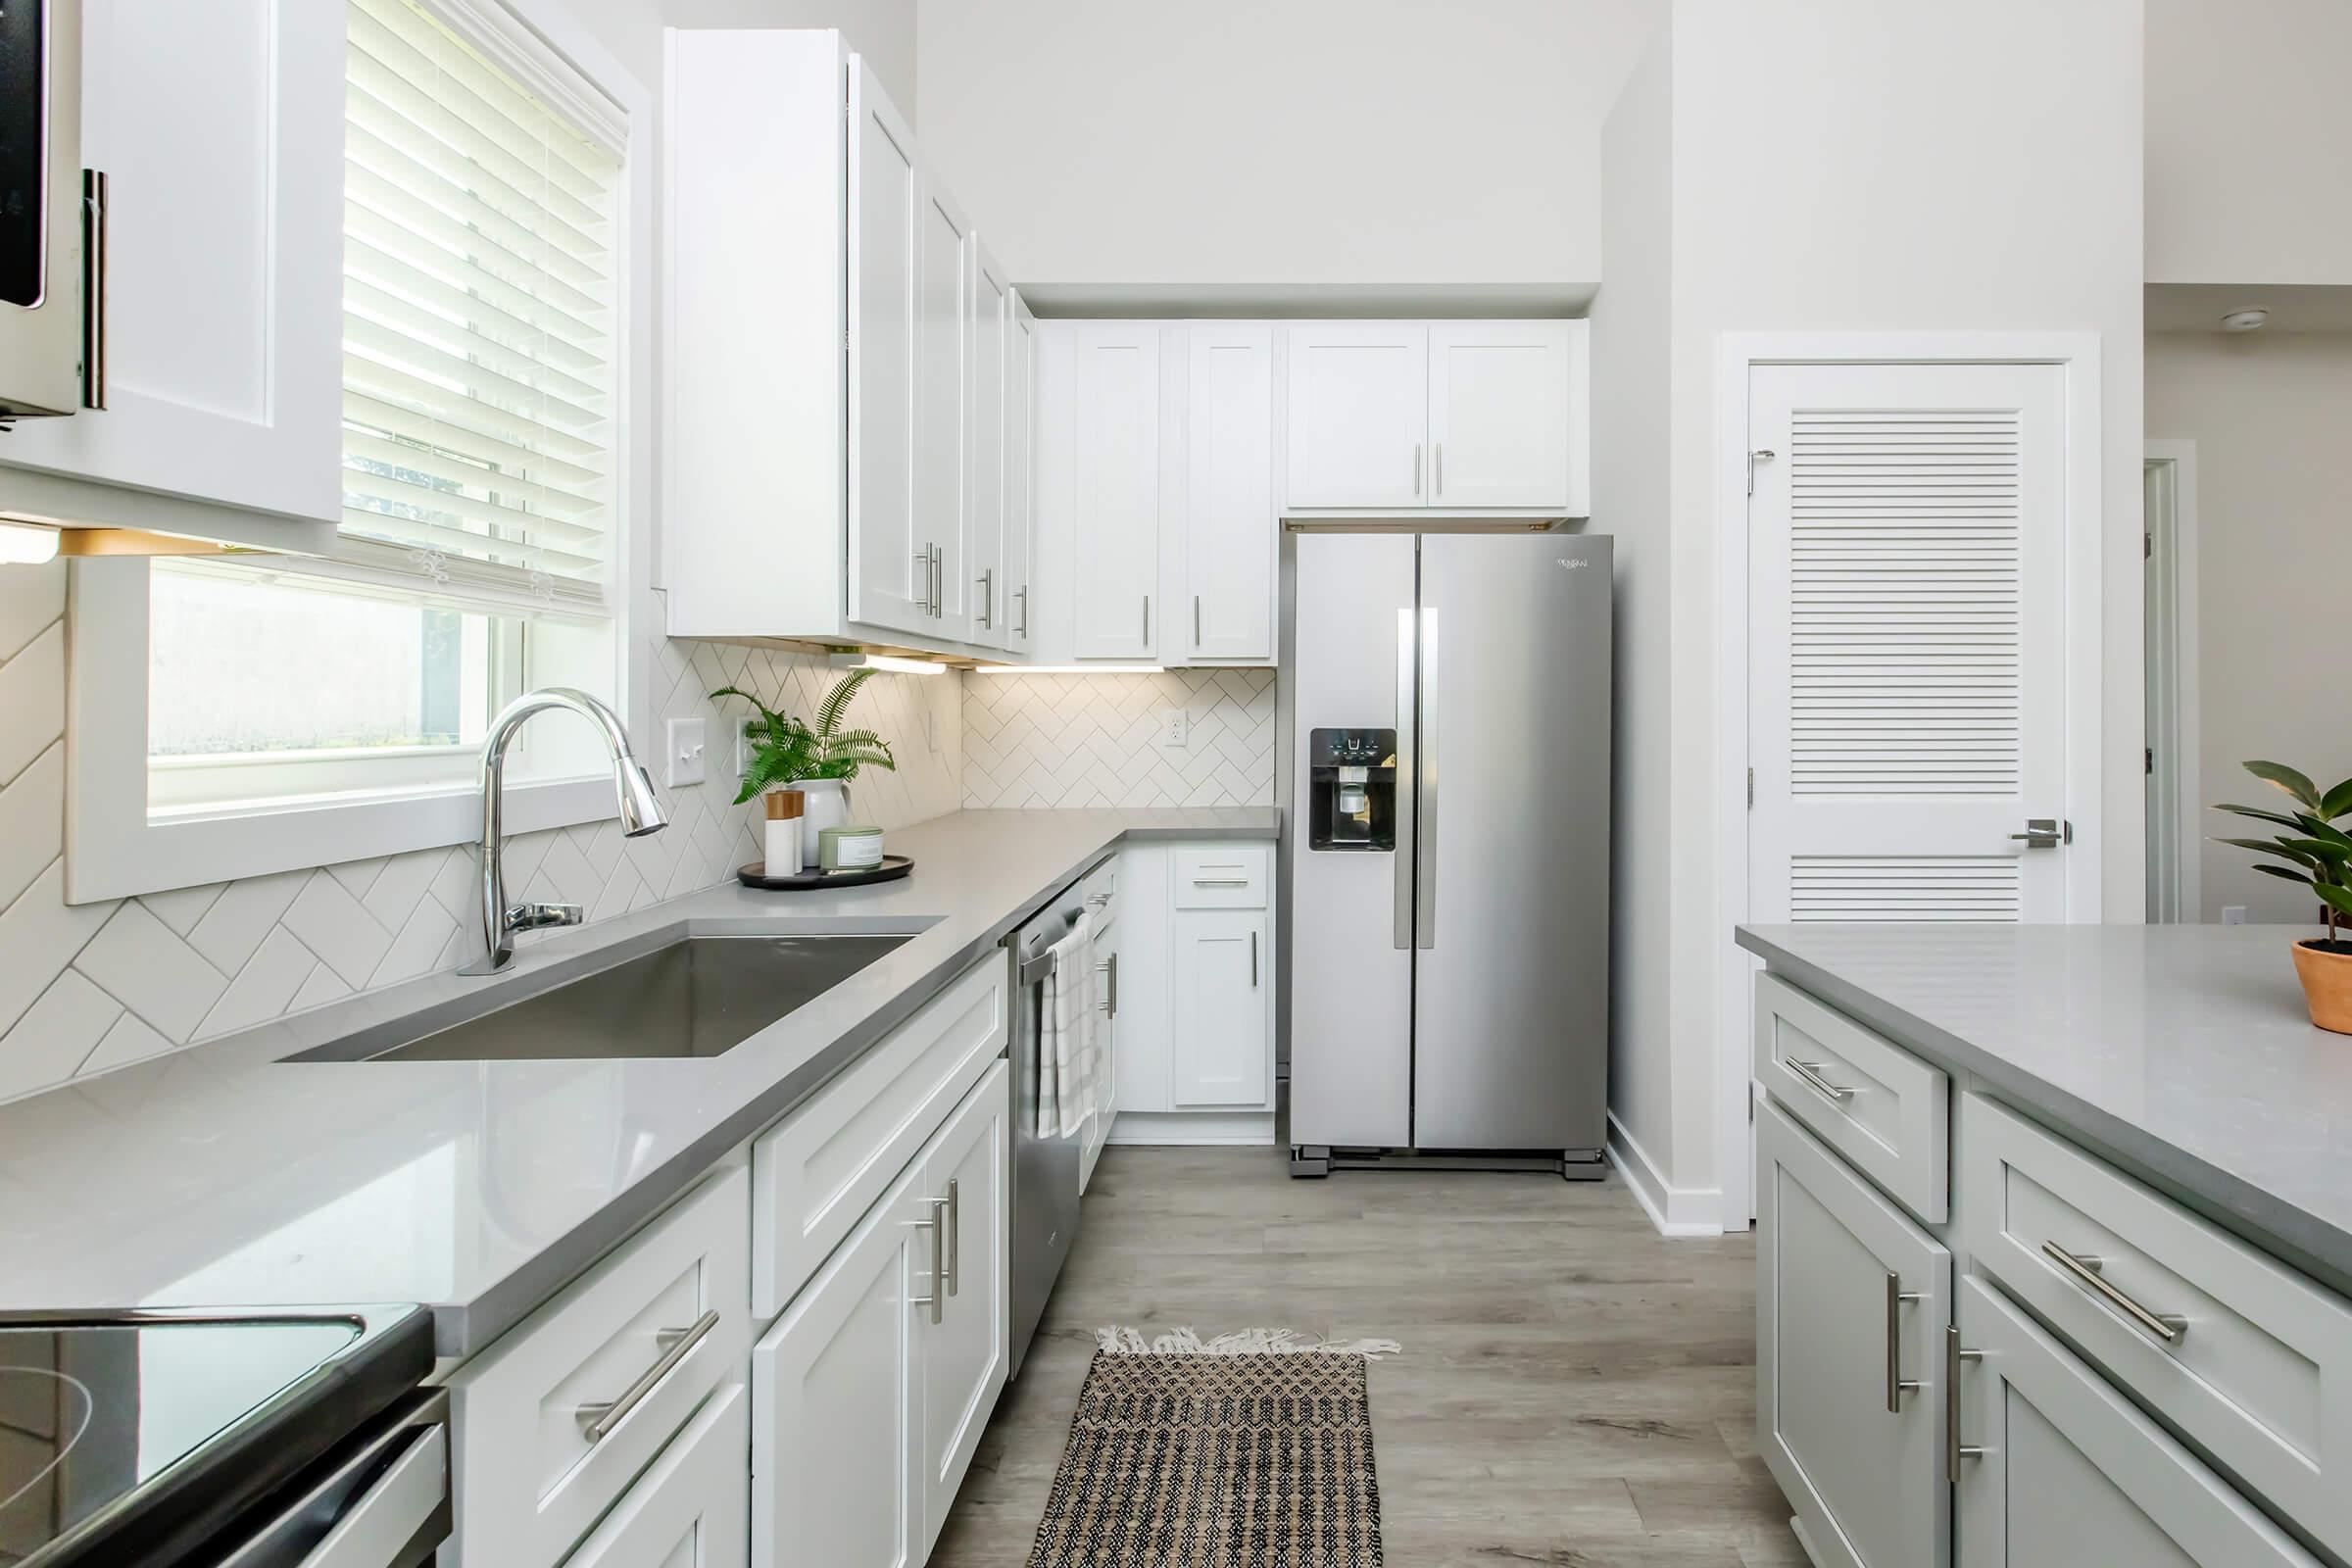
[[1005, 865, 1096, 1379]]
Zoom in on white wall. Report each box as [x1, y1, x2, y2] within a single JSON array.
[[2147, 331, 2352, 922], [2146, 0, 2352, 285], [1591, 31, 1678, 1189], [914, 0, 1661, 294], [664, 0, 917, 117], [1592, 0, 2146, 1215]]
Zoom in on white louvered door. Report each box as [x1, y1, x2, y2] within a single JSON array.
[[1748, 362, 2070, 924]]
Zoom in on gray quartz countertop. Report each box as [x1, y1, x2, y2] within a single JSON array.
[[0, 808, 1277, 1355], [1739, 922, 2352, 1293]]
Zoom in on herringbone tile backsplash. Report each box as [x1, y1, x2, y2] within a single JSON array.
[[0, 561, 958, 1104], [963, 669, 1276, 808]]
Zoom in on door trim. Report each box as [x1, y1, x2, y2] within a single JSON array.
[[2143, 441, 2201, 923], [1714, 332, 2105, 1235]]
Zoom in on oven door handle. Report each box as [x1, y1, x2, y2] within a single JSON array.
[[216, 1394, 451, 1568]]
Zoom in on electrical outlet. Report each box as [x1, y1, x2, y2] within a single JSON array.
[[1159, 708, 1188, 749], [2222, 905, 2248, 926], [665, 717, 707, 787]]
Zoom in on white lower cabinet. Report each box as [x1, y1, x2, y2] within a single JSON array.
[[1757, 1100, 1950, 1568], [1169, 908, 1271, 1108], [559, 1383, 750, 1568], [1953, 1277, 2317, 1567], [752, 1062, 1009, 1568]]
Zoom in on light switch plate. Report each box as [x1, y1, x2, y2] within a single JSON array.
[[1159, 708, 1187, 749], [665, 717, 708, 787]]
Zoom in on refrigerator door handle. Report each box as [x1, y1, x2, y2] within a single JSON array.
[[1416, 607, 1439, 950], [1394, 607, 1416, 951]]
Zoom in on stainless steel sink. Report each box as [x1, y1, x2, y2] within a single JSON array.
[[292, 933, 916, 1063]]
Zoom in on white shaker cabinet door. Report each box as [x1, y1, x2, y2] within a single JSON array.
[[1282, 323, 1427, 509], [1068, 323, 1160, 660], [846, 62, 926, 640], [917, 1064, 1010, 1554], [1953, 1277, 2319, 1568], [964, 243, 1010, 649], [1170, 908, 1271, 1109], [1182, 324, 1276, 663], [1757, 1100, 1951, 1568], [560, 1383, 749, 1568], [1426, 321, 1572, 509], [2, 0, 340, 524], [752, 1163, 922, 1568], [912, 175, 971, 641]]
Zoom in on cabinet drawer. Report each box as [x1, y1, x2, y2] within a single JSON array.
[[1958, 1093, 2352, 1554], [752, 951, 1006, 1321], [1956, 1276, 2319, 1567], [558, 1381, 749, 1568], [448, 1168, 749, 1568], [1754, 972, 1949, 1224], [1172, 844, 1270, 908]]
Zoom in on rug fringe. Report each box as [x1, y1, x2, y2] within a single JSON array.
[[1095, 1325, 1402, 1359]]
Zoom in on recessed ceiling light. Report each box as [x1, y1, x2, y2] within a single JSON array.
[[2221, 308, 2271, 332]]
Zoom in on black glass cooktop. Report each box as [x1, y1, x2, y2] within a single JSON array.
[[0, 1310, 427, 1568]]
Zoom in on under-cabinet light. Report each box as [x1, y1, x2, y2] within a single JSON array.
[[0, 520, 61, 566], [829, 653, 951, 677], [969, 664, 1167, 676]]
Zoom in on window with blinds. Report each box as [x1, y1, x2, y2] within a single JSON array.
[[339, 0, 621, 612]]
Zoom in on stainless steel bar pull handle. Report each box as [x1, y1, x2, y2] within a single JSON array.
[[977, 568, 994, 629], [576, 1309, 720, 1443], [1414, 608, 1439, 949], [1412, 443, 1423, 496], [1195, 595, 1202, 647], [1434, 441, 1443, 496], [81, 171, 108, 411], [1250, 929, 1259, 987], [1016, 586, 1029, 637], [913, 547, 932, 612], [945, 1178, 960, 1298], [1885, 1273, 1925, 1412], [932, 547, 945, 618], [1142, 595, 1151, 647], [906, 1197, 948, 1324], [2040, 1242, 2186, 1345], [1946, 1326, 1984, 1483], [1097, 954, 1119, 1015], [1787, 1058, 1855, 1103]]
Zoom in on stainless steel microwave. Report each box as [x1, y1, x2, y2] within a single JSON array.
[[1, 0, 90, 421]]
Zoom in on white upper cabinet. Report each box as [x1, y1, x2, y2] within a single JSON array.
[[1283, 323, 1429, 508], [1003, 295, 1037, 655], [965, 243, 1010, 649], [845, 60, 924, 640], [0, 0, 341, 539], [1282, 318, 1588, 515], [1181, 325, 1277, 663], [1428, 321, 1575, 508], [1067, 323, 1162, 661], [666, 31, 1031, 661]]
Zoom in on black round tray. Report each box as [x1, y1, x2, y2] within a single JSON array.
[[737, 854, 912, 891]]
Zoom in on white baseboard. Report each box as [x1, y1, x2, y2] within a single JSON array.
[[1607, 1110, 1725, 1237], [1104, 1110, 1276, 1147]]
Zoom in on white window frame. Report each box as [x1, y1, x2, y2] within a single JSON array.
[[64, 0, 657, 906]]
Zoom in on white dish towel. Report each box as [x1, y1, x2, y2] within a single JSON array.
[[1039, 909, 1096, 1140]]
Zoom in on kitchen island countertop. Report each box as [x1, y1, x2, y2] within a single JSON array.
[[1739, 921, 2352, 1294], [0, 808, 1277, 1355]]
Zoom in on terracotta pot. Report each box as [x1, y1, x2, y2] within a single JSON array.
[[2290, 940, 2352, 1034]]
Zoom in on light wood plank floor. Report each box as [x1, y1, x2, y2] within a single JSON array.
[[931, 1145, 1803, 1567]]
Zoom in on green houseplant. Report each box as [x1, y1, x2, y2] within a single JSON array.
[[710, 667, 897, 807], [2213, 759, 2352, 1033]]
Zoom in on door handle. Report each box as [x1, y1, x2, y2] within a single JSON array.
[[1096, 952, 1119, 1016], [1394, 608, 1415, 951], [932, 546, 945, 618], [1195, 594, 1202, 648], [1142, 595, 1152, 647], [2009, 818, 2068, 850], [1415, 608, 1439, 949], [1412, 442, 1423, 496], [906, 1197, 948, 1324], [1786, 1057, 1855, 1103], [977, 568, 994, 629], [913, 547, 932, 612], [1885, 1272, 1925, 1412], [1434, 441, 1443, 496], [1015, 585, 1028, 637], [945, 1178, 959, 1298], [575, 1309, 720, 1442], [1946, 1326, 1984, 1483], [1250, 929, 1259, 987]]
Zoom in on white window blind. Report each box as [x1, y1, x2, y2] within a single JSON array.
[[340, 0, 621, 612]]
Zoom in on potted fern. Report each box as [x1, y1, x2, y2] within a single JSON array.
[[710, 667, 897, 838], [2213, 760, 2352, 1033]]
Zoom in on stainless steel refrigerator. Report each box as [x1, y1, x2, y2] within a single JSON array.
[[1280, 527, 1611, 1176]]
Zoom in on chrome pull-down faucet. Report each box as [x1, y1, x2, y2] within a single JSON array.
[[461, 688, 668, 975]]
